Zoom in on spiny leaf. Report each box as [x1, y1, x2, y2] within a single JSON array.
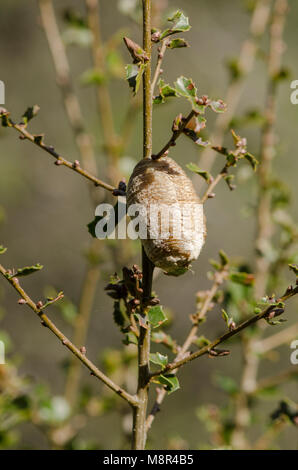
[[148, 305, 167, 328], [125, 63, 145, 95], [153, 79, 178, 104], [149, 352, 168, 368], [186, 163, 212, 184], [155, 374, 180, 394], [167, 38, 189, 49], [7, 263, 43, 278], [174, 76, 203, 114], [22, 105, 40, 125], [160, 10, 191, 40], [0, 245, 7, 255]]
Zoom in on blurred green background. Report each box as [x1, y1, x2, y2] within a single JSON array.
[[0, 0, 297, 449]]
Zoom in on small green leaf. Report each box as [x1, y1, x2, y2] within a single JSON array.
[[149, 352, 168, 368], [289, 264, 298, 276], [125, 63, 145, 95], [151, 331, 177, 352], [160, 10, 191, 40], [156, 374, 180, 394], [8, 263, 43, 278], [148, 305, 167, 328], [0, 245, 7, 255], [22, 105, 40, 125], [229, 271, 254, 286], [123, 332, 138, 346], [174, 76, 203, 114], [167, 38, 189, 49], [221, 309, 229, 325], [219, 249, 229, 266], [224, 174, 236, 191], [186, 163, 212, 184], [244, 152, 259, 171], [193, 335, 211, 348], [153, 79, 178, 104], [209, 99, 227, 113]]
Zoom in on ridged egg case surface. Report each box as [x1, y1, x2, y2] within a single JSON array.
[[127, 157, 206, 276]]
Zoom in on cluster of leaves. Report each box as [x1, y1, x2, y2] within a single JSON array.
[[187, 129, 258, 188]]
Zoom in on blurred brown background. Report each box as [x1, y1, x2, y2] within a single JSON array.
[[0, 0, 297, 449]]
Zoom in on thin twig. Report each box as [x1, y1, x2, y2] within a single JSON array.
[[146, 268, 228, 430], [231, 0, 288, 449], [0, 110, 115, 192], [151, 39, 168, 95], [150, 285, 298, 377], [38, 0, 105, 407], [85, 0, 121, 182], [254, 322, 298, 354], [0, 263, 138, 407], [152, 110, 196, 160], [39, 0, 98, 177]]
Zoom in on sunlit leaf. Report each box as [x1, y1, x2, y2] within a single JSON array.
[[125, 63, 145, 95], [7, 263, 43, 278], [153, 79, 178, 104], [167, 38, 189, 49], [148, 305, 167, 328], [160, 10, 191, 40], [174, 76, 203, 114], [155, 374, 180, 394], [149, 352, 168, 368], [186, 162, 212, 184]]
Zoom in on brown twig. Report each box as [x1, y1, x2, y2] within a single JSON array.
[[85, 0, 121, 182], [39, 0, 98, 178], [152, 110, 196, 160], [131, 0, 153, 451], [146, 267, 228, 430], [0, 110, 115, 192], [231, 0, 288, 449], [151, 39, 168, 95], [254, 322, 298, 354], [0, 263, 138, 407], [38, 0, 106, 407], [150, 284, 298, 377]]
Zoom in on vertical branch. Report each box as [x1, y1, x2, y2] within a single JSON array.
[[39, 0, 105, 407], [85, 0, 121, 182], [197, 0, 272, 181], [231, 0, 288, 449], [131, 0, 153, 450], [143, 0, 152, 160], [39, 0, 98, 178]]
